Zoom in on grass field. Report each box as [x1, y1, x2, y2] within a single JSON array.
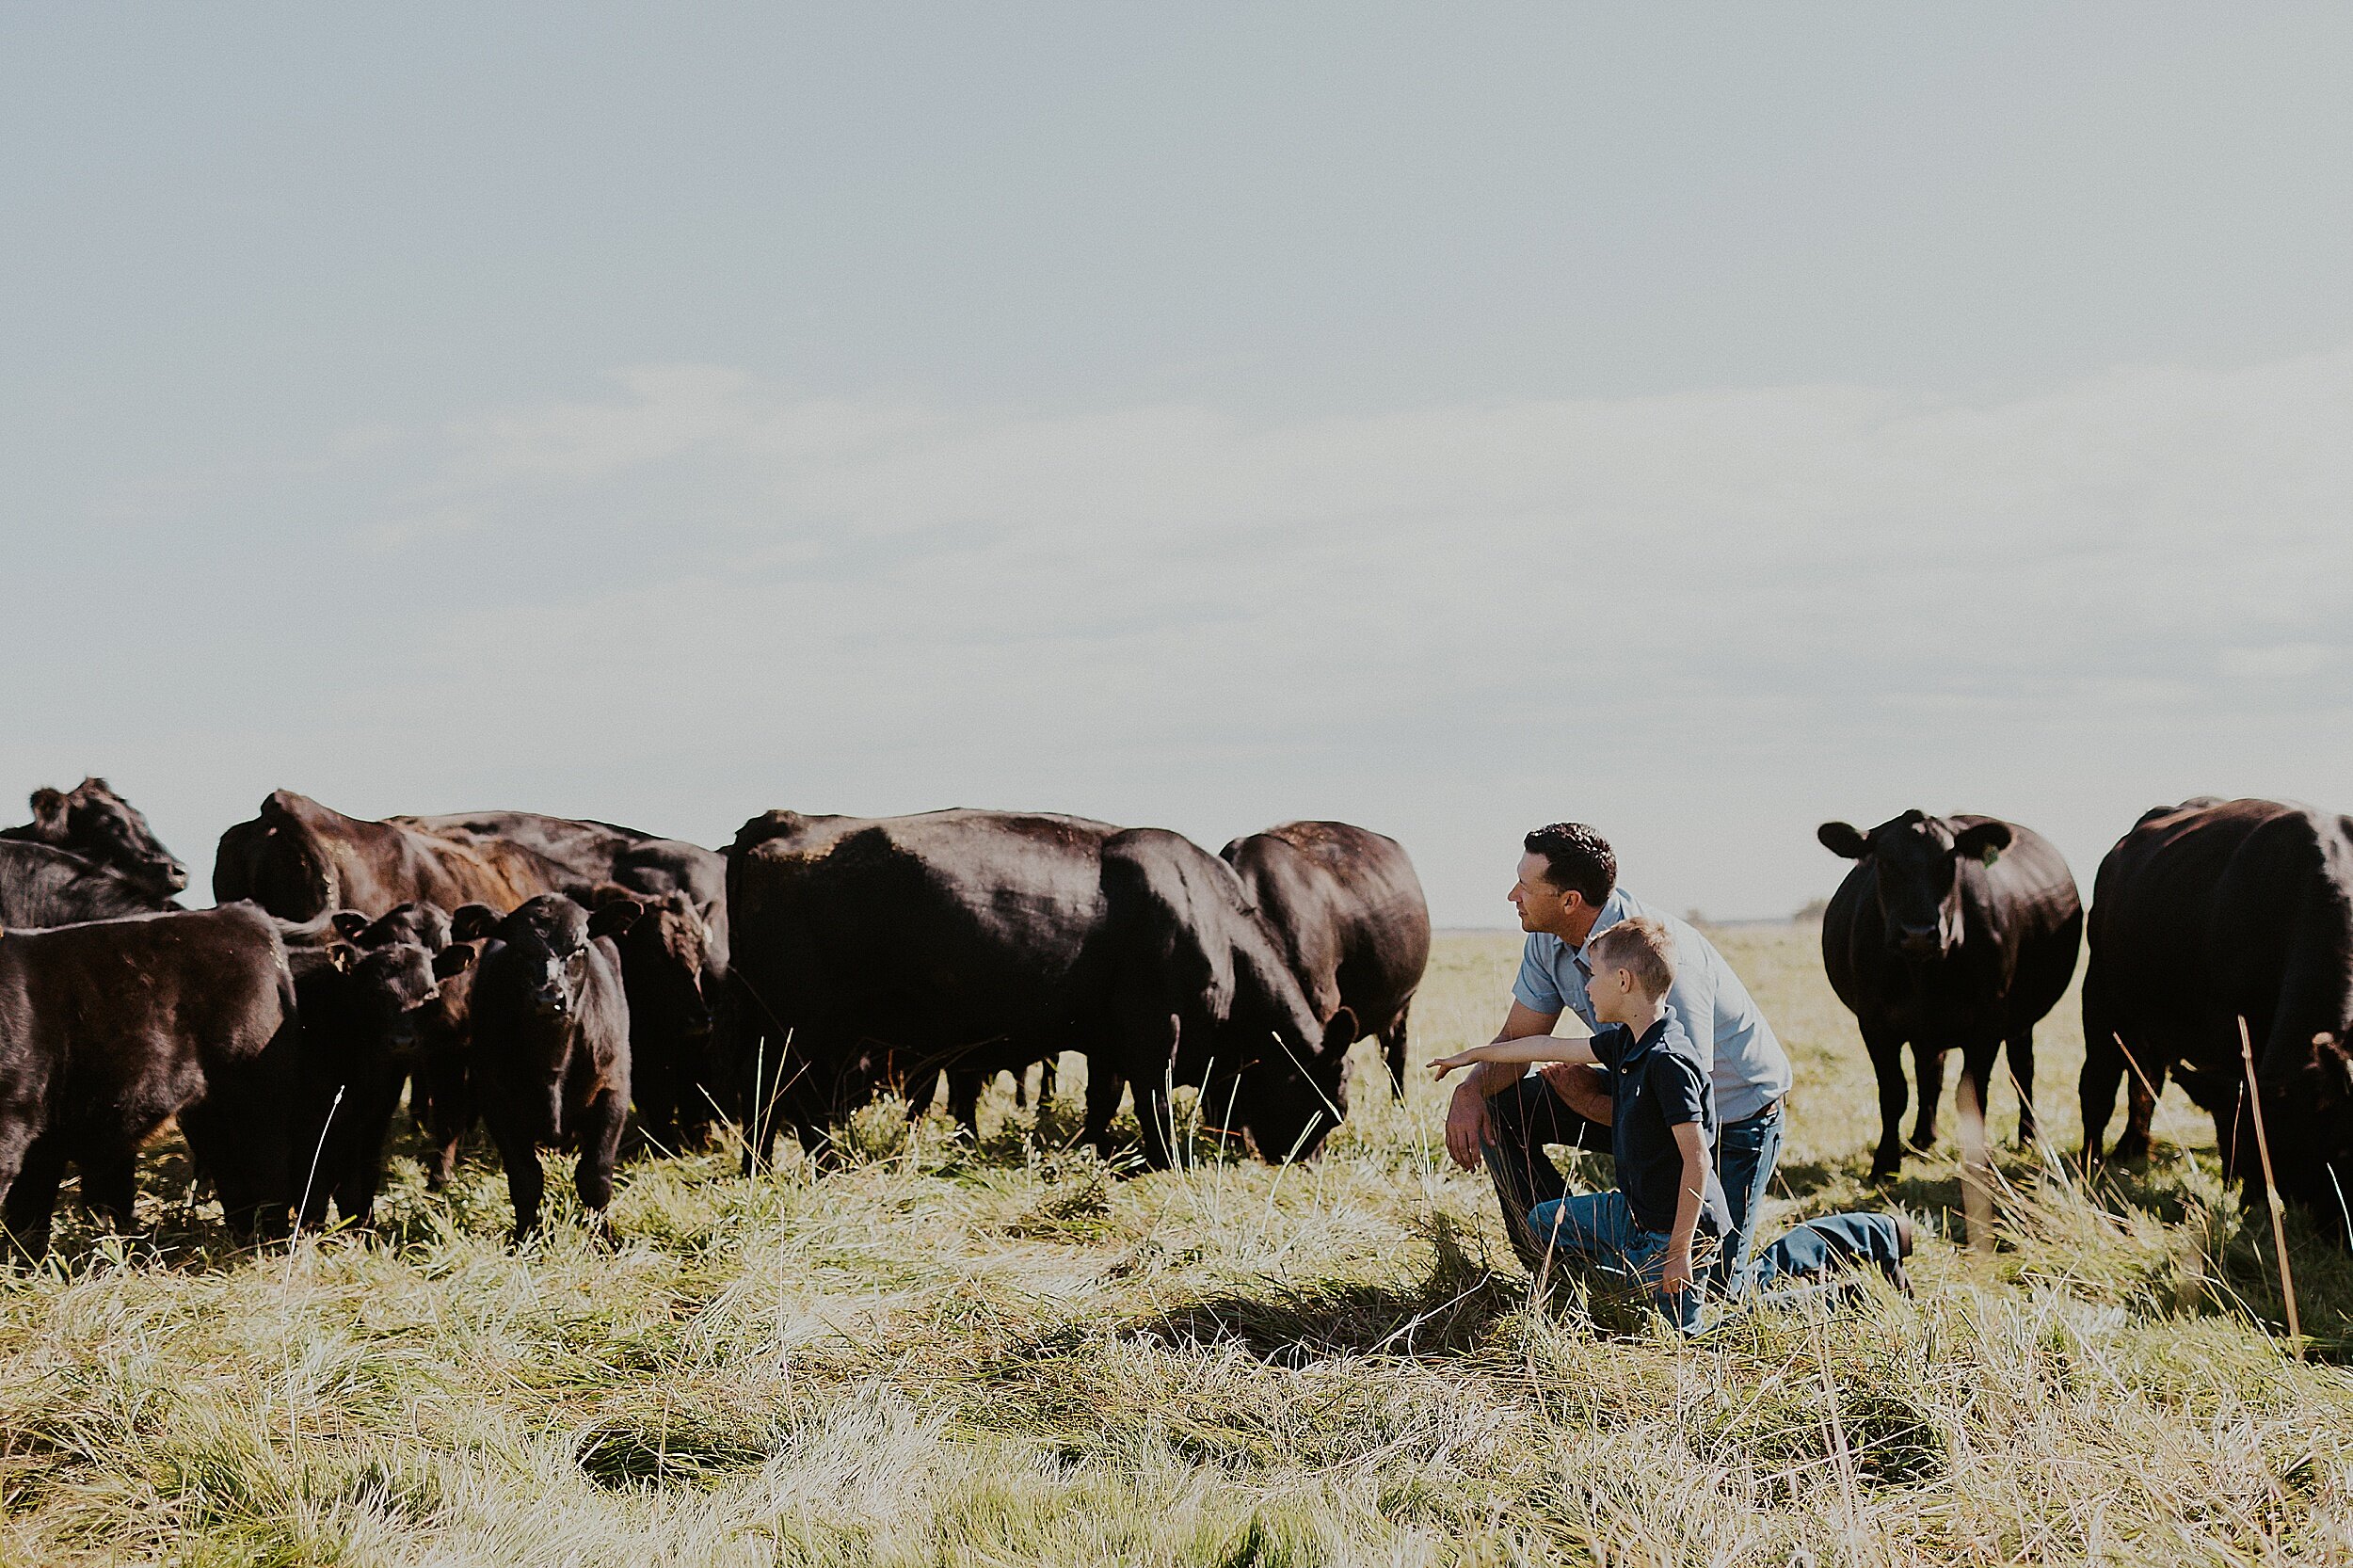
[[2, 926, 2349, 1565]]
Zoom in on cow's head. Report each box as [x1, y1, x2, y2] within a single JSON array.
[[1230, 1007, 1358, 1163], [1818, 811, 2010, 961], [334, 938, 443, 1057], [497, 895, 616, 1027], [588, 886, 711, 1038], [2263, 1032, 2353, 1244], [26, 778, 186, 897]]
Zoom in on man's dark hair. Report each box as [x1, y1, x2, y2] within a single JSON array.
[[1524, 823, 1616, 906]]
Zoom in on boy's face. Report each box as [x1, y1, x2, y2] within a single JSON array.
[[1586, 958, 1648, 1026]]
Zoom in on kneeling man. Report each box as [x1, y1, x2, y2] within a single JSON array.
[[1446, 823, 1791, 1284]]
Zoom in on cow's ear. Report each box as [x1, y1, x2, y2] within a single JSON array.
[[1321, 1006, 1360, 1053], [450, 904, 501, 942], [328, 910, 371, 940], [1954, 821, 2012, 867], [587, 900, 642, 939], [1817, 822, 1868, 859], [25, 788, 65, 827], [326, 942, 357, 975], [432, 944, 476, 979]]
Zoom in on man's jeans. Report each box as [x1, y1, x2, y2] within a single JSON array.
[[1527, 1189, 1710, 1334], [1741, 1212, 1908, 1298], [1714, 1099, 1784, 1290], [1477, 1075, 1783, 1279]]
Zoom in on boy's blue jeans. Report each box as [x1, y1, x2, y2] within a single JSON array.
[[1529, 1191, 1710, 1334]]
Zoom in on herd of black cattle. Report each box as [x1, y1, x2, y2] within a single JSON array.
[[0, 780, 2346, 1256]]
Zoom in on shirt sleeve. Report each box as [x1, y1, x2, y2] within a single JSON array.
[[1647, 1051, 1710, 1129], [1588, 1023, 1629, 1071], [1512, 936, 1565, 1014]]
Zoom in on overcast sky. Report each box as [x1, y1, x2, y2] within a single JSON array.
[[6, 6, 2351, 923]]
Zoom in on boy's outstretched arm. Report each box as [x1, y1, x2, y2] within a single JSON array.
[[1430, 1035, 1599, 1080], [1661, 1120, 1707, 1296]]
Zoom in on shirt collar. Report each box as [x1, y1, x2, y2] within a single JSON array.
[[1569, 887, 1637, 976]]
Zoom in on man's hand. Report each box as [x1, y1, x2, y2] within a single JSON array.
[[1539, 1062, 1615, 1125], [1444, 1081, 1491, 1171], [1659, 1245, 1694, 1296]]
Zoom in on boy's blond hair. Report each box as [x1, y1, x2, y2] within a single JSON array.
[[1587, 916, 1676, 1000]]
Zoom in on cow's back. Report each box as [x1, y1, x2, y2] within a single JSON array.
[[1224, 822, 1429, 1032], [0, 904, 292, 1134], [728, 808, 1117, 1042], [0, 841, 170, 928]]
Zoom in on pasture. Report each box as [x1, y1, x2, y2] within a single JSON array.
[[1, 926, 2347, 1566]]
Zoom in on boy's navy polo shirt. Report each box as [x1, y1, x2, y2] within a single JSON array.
[[1590, 1006, 1735, 1237]]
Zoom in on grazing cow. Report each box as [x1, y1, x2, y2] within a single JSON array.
[[469, 896, 635, 1240], [2, 778, 187, 901], [0, 841, 176, 928], [582, 887, 712, 1154], [2082, 798, 2353, 1240], [726, 809, 1354, 1171], [278, 904, 450, 1227], [1221, 821, 1431, 1096], [216, 795, 733, 1137], [1817, 812, 2081, 1179], [0, 904, 296, 1254]]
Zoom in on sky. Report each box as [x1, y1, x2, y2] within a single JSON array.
[[4, 5, 2351, 925]]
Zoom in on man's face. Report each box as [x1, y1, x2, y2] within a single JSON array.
[[1510, 852, 1576, 935]]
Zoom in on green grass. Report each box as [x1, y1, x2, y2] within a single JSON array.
[[2, 928, 2349, 1564]]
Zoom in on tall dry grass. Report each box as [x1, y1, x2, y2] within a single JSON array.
[[0, 927, 2346, 1565]]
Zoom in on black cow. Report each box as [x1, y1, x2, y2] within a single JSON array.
[[1818, 811, 2082, 1179], [412, 904, 498, 1189], [0, 840, 176, 928], [581, 886, 713, 1155], [469, 896, 635, 1240], [0, 904, 296, 1254], [278, 904, 449, 1227], [3, 778, 187, 901], [1221, 821, 1431, 1096], [726, 809, 1353, 1172], [2082, 797, 2353, 1240]]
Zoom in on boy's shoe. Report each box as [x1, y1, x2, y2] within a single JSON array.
[[1881, 1211, 1916, 1297]]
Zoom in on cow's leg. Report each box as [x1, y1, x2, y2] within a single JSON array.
[[574, 1089, 626, 1243], [1135, 1079, 1179, 1171], [1037, 1056, 1058, 1108], [420, 1054, 474, 1190], [631, 1032, 680, 1159], [1864, 1027, 1910, 1180], [180, 1089, 291, 1243], [2006, 1031, 2039, 1147], [2119, 1053, 2164, 1165], [486, 1113, 546, 1244], [79, 1144, 142, 1242], [946, 1071, 984, 1138], [1910, 1040, 1949, 1154], [1082, 1058, 1127, 1157], [1381, 1002, 1413, 1100], [0, 1131, 65, 1260], [1959, 1036, 2002, 1156]]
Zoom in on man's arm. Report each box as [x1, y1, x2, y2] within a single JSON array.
[[1442, 1002, 1564, 1169], [1660, 1120, 1708, 1296]]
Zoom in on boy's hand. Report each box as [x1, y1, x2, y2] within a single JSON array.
[[1428, 1048, 1488, 1080], [1659, 1246, 1694, 1296]]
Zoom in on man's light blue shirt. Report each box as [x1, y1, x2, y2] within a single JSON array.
[[1512, 887, 1793, 1124]]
